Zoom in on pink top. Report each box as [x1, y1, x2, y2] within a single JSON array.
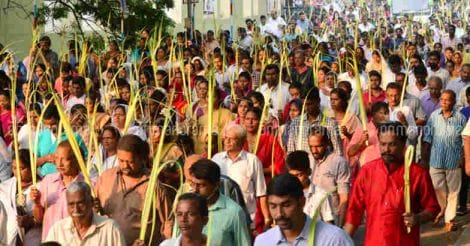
[[347, 121, 381, 167], [0, 107, 26, 146], [39, 173, 84, 239]]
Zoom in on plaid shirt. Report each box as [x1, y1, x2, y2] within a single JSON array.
[[286, 113, 343, 156]]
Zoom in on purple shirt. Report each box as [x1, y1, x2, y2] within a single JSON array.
[[39, 173, 84, 240], [420, 92, 441, 119]]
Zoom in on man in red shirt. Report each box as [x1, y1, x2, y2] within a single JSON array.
[[344, 122, 440, 246]]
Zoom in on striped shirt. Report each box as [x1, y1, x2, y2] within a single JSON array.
[[286, 114, 343, 156], [423, 109, 467, 169]]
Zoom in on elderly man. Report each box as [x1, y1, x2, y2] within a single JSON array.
[[345, 122, 440, 245], [188, 159, 251, 246], [31, 140, 86, 240], [254, 174, 353, 246], [212, 125, 270, 228], [160, 193, 209, 246], [45, 181, 125, 245], [308, 126, 350, 226], [422, 90, 467, 231], [94, 135, 172, 245]]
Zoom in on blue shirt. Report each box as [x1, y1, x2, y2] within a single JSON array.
[[254, 215, 353, 246], [36, 129, 88, 177], [423, 109, 467, 169]]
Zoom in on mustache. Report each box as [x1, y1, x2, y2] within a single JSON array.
[[71, 212, 84, 217], [274, 217, 290, 223]]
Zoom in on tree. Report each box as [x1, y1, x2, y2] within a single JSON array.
[[37, 0, 175, 47]]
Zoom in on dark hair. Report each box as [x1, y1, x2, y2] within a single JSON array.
[[371, 101, 389, 115], [72, 76, 86, 87], [189, 159, 220, 184], [441, 89, 456, 103], [249, 91, 265, 109], [289, 83, 301, 91], [305, 86, 320, 102], [57, 140, 85, 163], [238, 71, 251, 82], [175, 134, 195, 156], [13, 149, 32, 168], [308, 125, 331, 145], [101, 125, 121, 140], [245, 107, 262, 120], [428, 50, 441, 60], [43, 104, 59, 120], [28, 102, 42, 115], [39, 36, 51, 45], [264, 63, 280, 74], [178, 192, 209, 217], [267, 173, 304, 199], [413, 64, 428, 76], [377, 121, 408, 143], [386, 82, 402, 91], [285, 151, 310, 172], [368, 70, 381, 81], [388, 54, 402, 65], [117, 135, 150, 167], [60, 62, 72, 73], [330, 88, 349, 110]]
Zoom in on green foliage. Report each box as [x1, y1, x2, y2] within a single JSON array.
[[37, 0, 175, 48]]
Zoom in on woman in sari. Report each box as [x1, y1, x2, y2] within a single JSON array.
[[89, 126, 120, 178], [0, 90, 26, 146], [242, 107, 285, 234], [328, 88, 360, 156], [111, 104, 147, 141], [365, 49, 389, 75]]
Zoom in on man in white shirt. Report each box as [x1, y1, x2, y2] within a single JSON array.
[[285, 151, 334, 223], [358, 16, 375, 33], [237, 27, 253, 53], [212, 125, 269, 224], [259, 15, 268, 36], [427, 50, 450, 88], [385, 83, 419, 142], [441, 25, 462, 50], [258, 64, 290, 118], [65, 76, 86, 111], [266, 10, 286, 39], [45, 181, 126, 245]]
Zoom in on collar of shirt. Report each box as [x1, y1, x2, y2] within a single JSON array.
[[52, 173, 84, 187], [64, 213, 108, 240], [314, 150, 332, 166], [221, 150, 247, 162], [378, 159, 403, 175], [209, 194, 228, 212], [275, 215, 312, 245], [437, 108, 457, 118]]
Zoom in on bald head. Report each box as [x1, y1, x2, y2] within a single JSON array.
[[184, 154, 203, 180]]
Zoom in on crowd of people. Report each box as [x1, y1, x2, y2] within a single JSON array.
[[0, 0, 470, 245]]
